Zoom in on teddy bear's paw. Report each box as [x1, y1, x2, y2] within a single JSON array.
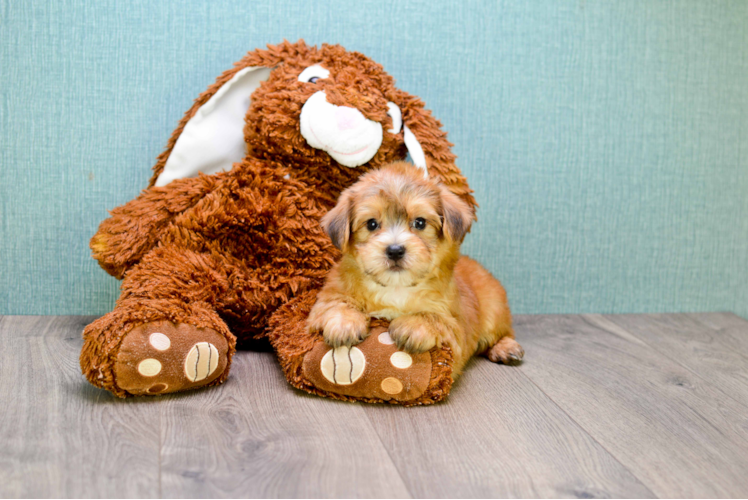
[[114, 321, 230, 396], [487, 337, 525, 365], [302, 323, 434, 402]]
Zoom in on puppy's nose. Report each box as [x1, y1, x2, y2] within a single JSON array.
[[386, 244, 406, 261]]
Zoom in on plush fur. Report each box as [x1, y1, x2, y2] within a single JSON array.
[[309, 162, 522, 375], [81, 40, 476, 404]]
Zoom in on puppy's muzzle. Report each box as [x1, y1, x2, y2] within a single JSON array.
[[386, 244, 406, 262]]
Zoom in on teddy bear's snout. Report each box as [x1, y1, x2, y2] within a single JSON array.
[[335, 106, 364, 131], [299, 91, 384, 168]]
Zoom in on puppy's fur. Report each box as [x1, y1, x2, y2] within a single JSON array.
[[308, 162, 523, 374]]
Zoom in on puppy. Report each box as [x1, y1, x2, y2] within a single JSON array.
[[308, 162, 523, 374]]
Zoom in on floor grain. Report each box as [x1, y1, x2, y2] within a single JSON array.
[[598, 313, 748, 408], [518, 314, 748, 498], [0, 316, 161, 498], [159, 350, 410, 499], [363, 360, 653, 498], [3, 313, 748, 498]]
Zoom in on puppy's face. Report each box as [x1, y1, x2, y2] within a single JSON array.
[[322, 163, 474, 287]]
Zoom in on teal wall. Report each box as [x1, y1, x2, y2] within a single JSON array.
[[1, 1, 747, 317]]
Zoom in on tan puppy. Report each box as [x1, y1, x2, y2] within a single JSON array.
[[308, 161, 523, 374]]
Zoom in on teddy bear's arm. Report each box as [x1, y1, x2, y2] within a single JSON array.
[[91, 174, 220, 279]]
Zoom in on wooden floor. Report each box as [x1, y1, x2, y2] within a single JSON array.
[[2, 313, 748, 498]]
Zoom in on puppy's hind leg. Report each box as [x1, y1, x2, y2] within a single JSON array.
[[486, 335, 524, 365]]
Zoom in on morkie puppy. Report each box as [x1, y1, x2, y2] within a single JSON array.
[[308, 161, 523, 374]]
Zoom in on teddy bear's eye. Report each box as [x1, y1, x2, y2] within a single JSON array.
[[412, 218, 426, 230], [298, 65, 330, 84], [366, 219, 379, 231]]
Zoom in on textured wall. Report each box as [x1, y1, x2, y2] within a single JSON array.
[[1, 0, 746, 317]]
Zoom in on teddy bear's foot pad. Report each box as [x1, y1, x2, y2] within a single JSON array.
[[302, 323, 433, 401], [114, 321, 229, 395]]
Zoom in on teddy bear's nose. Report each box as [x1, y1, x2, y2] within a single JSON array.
[[335, 106, 364, 131]]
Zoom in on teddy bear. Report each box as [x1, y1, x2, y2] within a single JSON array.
[[81, 40, 477, 405]]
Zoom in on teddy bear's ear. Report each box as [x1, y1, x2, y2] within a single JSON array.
[[149, 41, 312, 187], [151, 66, 273, 187], [387, 88, 478, 216]]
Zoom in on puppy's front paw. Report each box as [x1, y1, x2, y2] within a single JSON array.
[[320, 308, 369, 348], [389, 316, 438, 354]]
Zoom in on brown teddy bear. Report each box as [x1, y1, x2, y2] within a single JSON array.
[[81, 40, 476, 405]]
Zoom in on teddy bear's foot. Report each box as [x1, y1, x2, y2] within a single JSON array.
[[113, 321, 230, 395], [301, 322, 448, 403], [269, 292, 455, 406]]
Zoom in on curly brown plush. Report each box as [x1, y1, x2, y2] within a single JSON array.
[[81, 40, 476, 405]]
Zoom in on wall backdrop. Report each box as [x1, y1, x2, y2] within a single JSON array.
[[2, 0, 747, 317]]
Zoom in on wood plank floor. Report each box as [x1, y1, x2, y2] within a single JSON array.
[[2, 313, 747, 498]]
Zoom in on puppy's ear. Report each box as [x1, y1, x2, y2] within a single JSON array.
[[321, 190, 353, 251], [440, 186, 474, 242]]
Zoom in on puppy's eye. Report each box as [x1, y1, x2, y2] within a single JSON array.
[[308, 77, 319, 84], [366, 219, 379, 231], [412, 217, 427, 230]]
